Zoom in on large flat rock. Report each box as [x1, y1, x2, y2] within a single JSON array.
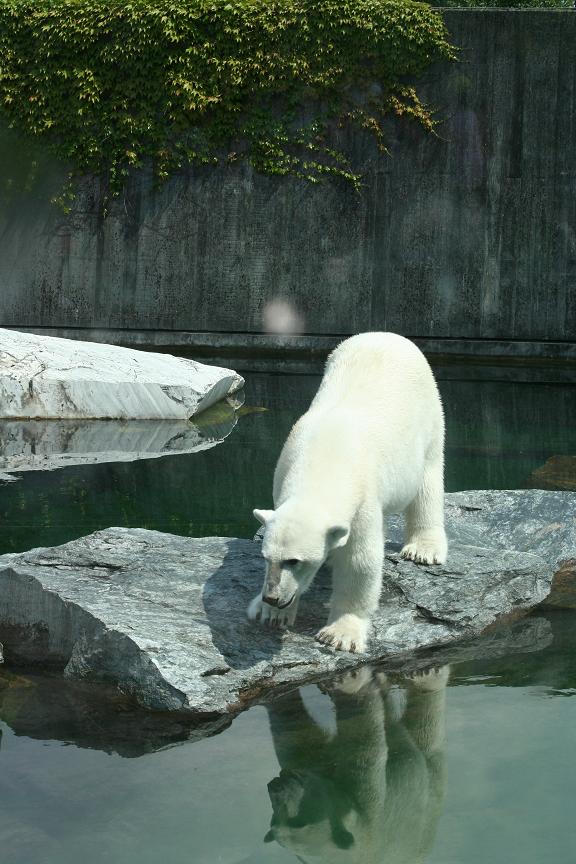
[[445, 490, 574, 566], [391, 490, 574, 610], [0, 615, 552, 756], [388, 489, 575, 569], [0, 328, 244, 419], [0, 515, 554, 716]]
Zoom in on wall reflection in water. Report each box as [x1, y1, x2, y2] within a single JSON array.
[[264, 665, 449, 864], [1, 372, 575, 555]]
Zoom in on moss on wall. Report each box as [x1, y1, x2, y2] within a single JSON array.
[[0, 0, 455, 199]]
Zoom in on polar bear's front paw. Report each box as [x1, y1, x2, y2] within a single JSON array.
[[406, 665, 450, 690], [400, 530, 447, 565], [247, 593, 299, 629], [315, 614, 369, 653], [331, 666, 374, 694]]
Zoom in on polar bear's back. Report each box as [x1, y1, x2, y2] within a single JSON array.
[[317, 332, 440, 411], [315, 332, 443, 478], [325, 331, 429, 374], [275, 332, 444, 508]]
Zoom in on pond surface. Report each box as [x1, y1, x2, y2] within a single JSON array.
[[1, 370, 575, 554], [0, 609, 575, 864], [0, 365, 575, 863]]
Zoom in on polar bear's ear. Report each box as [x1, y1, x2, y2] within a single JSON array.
[[328, 525, 349, 549], [253, 508, 275, 525]]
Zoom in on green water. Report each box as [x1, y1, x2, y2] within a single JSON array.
[[0, 610, 575, 864], [1, 372, 575, 554], [0, 368, 575, 863]]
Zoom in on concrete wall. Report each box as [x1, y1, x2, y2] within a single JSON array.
[[0, 10, 575, 341]]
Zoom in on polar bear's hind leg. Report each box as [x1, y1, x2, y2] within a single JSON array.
[[400, 456, 447, 565]]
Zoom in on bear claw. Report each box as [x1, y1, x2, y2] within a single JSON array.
[[247, 593, 299, 629], [315, 619, 367, 653], [406, 665, 450, 690], [400, 538, 447, 566]]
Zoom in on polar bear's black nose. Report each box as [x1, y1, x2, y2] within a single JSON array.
[[263, 594, 280, 607]]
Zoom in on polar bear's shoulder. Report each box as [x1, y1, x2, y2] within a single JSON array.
[[328, 332, 423, 364], [324, 333, 433, 386]]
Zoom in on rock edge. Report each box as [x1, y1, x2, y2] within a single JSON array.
[[0, 513, 556, 716], [0, 328, 244, 420]]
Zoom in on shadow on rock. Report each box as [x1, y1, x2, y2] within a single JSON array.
[[202, 538, 288, 670], [202, 539, 335, 671]]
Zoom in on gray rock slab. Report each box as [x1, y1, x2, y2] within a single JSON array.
[[0, 615, 551, 756], [0, 525, 553, 716], [0, 328, 244, 420], [378, 615, 553, 677], [388, 490, 575, 568]]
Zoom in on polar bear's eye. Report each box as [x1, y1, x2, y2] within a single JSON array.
[[283, 559, 300, 567]]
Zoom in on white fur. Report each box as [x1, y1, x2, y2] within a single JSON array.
[[249, 332, 447, 652]]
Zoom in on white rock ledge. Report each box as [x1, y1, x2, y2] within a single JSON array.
[[0, 328, 244, 420]]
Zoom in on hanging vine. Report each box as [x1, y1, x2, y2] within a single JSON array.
[[0, 0, 456, 198]]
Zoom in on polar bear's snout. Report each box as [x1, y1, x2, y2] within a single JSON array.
[[262, 561, 299, 609], [263, 594, 296, 609], [262, 588, 297, 609]]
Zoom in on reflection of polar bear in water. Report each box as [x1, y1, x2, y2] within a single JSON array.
[[249, 332, 447, 653], [264, 666, 449, 864]]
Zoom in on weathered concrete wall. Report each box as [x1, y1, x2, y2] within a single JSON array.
[[0, 10, 575, 340]]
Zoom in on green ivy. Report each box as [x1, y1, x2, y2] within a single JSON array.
[[0, 0, 455, 199], [435, 1, 572, 7]]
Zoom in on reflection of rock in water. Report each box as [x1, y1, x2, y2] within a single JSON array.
[[0, 396, 242, 474], [525, 455, 576, 491], [265, 666, 448, 864], [0, 669, 230, 757]]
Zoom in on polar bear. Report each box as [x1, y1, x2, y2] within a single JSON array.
[[248, 332, 447, 652]]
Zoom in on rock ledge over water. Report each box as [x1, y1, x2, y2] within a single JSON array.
[[0, 489, 569, 716], [0, 328, 244, 420]]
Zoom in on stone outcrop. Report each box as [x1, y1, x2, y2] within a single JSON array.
[[1, 490, 565, 717], [0, 614, 551, 755], [0, 328, 244, 420], [525, 456, 576, 491], [388, 489, 574, 570]]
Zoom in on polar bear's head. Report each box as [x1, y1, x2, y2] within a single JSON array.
[[253, 503, 349, 609], [264, 768, 358, 862]]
